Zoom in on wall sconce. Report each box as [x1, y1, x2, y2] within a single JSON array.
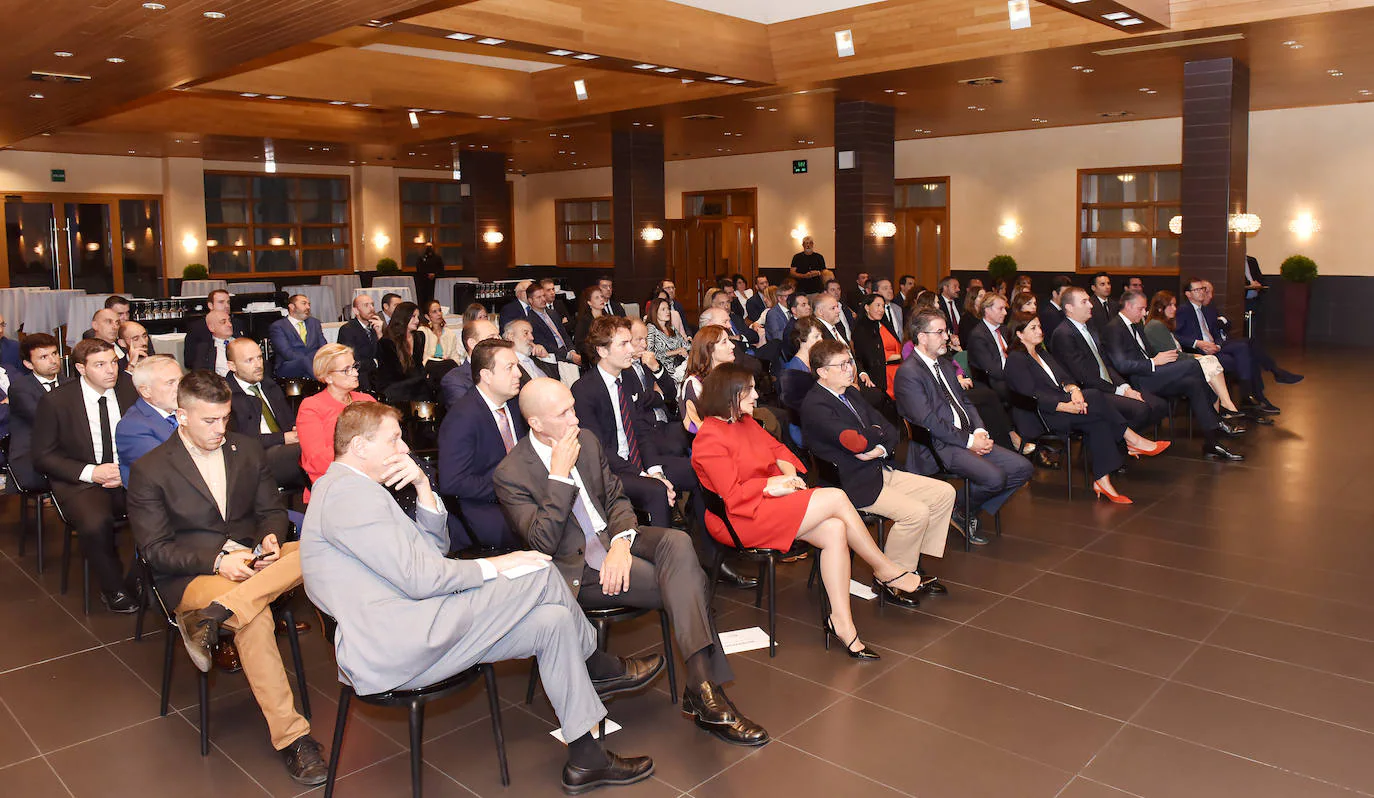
[[205, 239, 219, 248], [997, 220, 1022, 240], [181, 233, 199, 254], [372, 232, 391, 250], [790, 225, 809, 240], [869, 221, 896, 238], [1168, 215, 1183, 235], [482, 230, 505, 245], [640, 225, 664, 242], [1288, 213, 1320, 239], [85, 242, 101, 252], [1227, 213, 1262, 234]]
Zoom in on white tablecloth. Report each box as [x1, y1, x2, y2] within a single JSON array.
[[320, 275, 362, 316], [66, 294, 129, 346], [355, 286, 414, 310], [322, 321, 346, 344], [372, 276, 417, 298], [0, 287, 48, 339], [24, 289, 86, 335], [150, 332, 187, 367], [180, 279, 228, 297], [230, 281, 277, 295], [285, 284, 341, 323]]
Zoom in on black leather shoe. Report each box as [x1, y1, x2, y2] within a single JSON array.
[[717, 562, 760, 590], [1220, 409, 1246, 421], [592, 653, 664, 700], [872, 579, 920, 608], [1274, 370, 1304, 385], [1255, 400, 1281, 414], [281, 735, 329, 786], [1217, 420, 1246, 437], [915, 569, 949, 596], [1204, 443, 1245, 462], [950, 511, 989, 545], [1032, 449, 1061, 470], [562, 752, 655, 795], [176, 608, 222, 672], [681, 682, 769, 746], [101, 590, 139, 615]]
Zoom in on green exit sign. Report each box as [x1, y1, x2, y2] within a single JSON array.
[[50, 169, 66, 183], [792, 159, 808, 174]]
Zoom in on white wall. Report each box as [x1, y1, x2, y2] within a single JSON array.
[[0, 150, 164, 194]]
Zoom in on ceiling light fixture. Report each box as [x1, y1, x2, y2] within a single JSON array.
[[706, 76, 727, 81], [476, 37, 505, 45], [1169, 215, 1183, 235], [1328, 69, 1345, 77], [141, 2, 165, 9], [725, 79, 745, 84], [106, 57, 124, 63], [835, 29, 855, 58], [640, 226, 664, 242], [240, 92, 259, 98], [1228, 212, 1261, 234], [263, 138, 276, 174], [1117, 18, 1143, 26], [547, 49, 573, 56], [204, 11, 226, 19], [870, 221, 896, 238], [482, 230, 504, 245], [352, 102, 369, 107], [1102, 12, 1131, 20], [655, 67, 678, 73], [446, 32, 475, 40], [53, 51, 73, 58], [28, 92, 43, 99], [328, 100, 347, 105], [409, 111, 420, 129], [633, 64, 657, 70], [573, 53, 598, 60], [266, 95, 285, 100]]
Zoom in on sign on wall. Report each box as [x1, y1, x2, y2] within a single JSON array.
[[50, 169, 66, 183], [792, 159, 808, 174]]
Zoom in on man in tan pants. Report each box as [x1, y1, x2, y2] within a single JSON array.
[[127, 370, 327, 786], [800, 340, 956, 606]]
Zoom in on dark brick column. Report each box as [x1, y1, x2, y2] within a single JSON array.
[[833, 100, 895, 286], [612, 129, 666, 302], [460, 150, 512, 280], [1180, 58, 1249, 323]]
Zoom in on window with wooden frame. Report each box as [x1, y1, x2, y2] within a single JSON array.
[[400, 178, 464, 270], [203, 172, 351, 275], [1077, 165, 1180, 274], [556, 198, 613, 267]]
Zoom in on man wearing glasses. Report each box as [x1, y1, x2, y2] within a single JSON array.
[[893, 311, 1032, 545]]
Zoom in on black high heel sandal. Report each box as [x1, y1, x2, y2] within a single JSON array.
[[824, 619, 880, 661]]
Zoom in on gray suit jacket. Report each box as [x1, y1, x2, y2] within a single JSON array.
[[300, 462, 484, 696], [493, 431, 638, 591]]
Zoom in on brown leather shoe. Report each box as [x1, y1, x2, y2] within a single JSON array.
[[213, 639, 242, 674]]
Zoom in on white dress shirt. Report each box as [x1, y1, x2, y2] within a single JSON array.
[[516, 352, 545, 382], [78, 378, 123, 483], [529, 433, 636, 548], [213, 336, 232, 376]]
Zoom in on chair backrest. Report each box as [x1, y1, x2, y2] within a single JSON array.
[[903, 419, 951, 473], [135, 553, 178, 626], [698, 486, 749, 550], [812, 454, 842, 488]]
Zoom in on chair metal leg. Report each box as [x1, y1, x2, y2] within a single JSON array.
[[962, 482, 973, 552], [159, 627, 176, 716], [198, 670, 210, 756], [483, 666, 510, 786], [323, 688, 352, 798], [408, 700, 425, 798], [1064, 442, 1073, 501], [766, 557, 777, 658], [34, 500, 46, 576], [753, 561, 766, 608], [59, 525, 72, 594], [18, 496, 29, 557], [283, 608, 311, 720], [706, 550, 724, 609], [524, 659, 539, 705], [658, 611, 677, 704], [82, 558, 91, 616], [806, 551, 820, 590]]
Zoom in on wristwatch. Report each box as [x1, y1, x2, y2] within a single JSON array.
[[212, 549, 230, 575]]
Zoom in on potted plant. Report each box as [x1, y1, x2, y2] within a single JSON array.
[[987, 254, 1017, 287], [1279, 254, 1317, 347], [375, 257, 399, 274], [183, 263, 209, 281]]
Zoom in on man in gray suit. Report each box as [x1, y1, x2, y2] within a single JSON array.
[[300, 402, 657, 794], [494, 379, 769, 748]]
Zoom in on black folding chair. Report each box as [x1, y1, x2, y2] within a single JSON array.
[[51, 493, 131, 615], [1006, 390, 1091, 500], [903, 420, 1001, 551], [2, 436, 51, 575]]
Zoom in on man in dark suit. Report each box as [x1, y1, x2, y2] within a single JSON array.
[[5, 333, 67, 493], [268, 294, 326, 379], [496, 378, 768, 747], [34, 338, 139, 612], [0, 313, 23, 373], [597, 276, 627, 318], [185, 310, 235, 376], [1039, 276, 1072, 343], [745, 275, 769, 321], [183, 290, 247, 371], [709, 289, 764, 352], [1244, 255, 1266, 325], [117, 321, 154, 373], [823, 279, 858, 340], [439, 318, 500, 408], [1101, 290, 1243, 461], [126, 370, 328, 786], [1051, 287, 1168, 432], [527, 283, 581, 366], [90, 308, 129, 371], [801, 339, 954, 601], [657, 278, 693, 337], [498, 279, 534, 330], [538, 278, 575, 332], [846, 271, 872, 314], [935, 277, 963, 349], [415, 243, 443, 309], [964, 291, 1011, 401], [114, 355, 184, 485], [337, 293, 384, 392], [226, 339, 305, 489], [1176, 277, 1300, 414], [627, 319, 679, 429], [1088, 272, 1116, 331], [437, 339, 525, 551], [895, 311, 1033, 544]]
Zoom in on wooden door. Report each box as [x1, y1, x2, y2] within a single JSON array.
[[721, 215, 756, 280], [896, 207, 949, 290], [665, 219, 721, 316]]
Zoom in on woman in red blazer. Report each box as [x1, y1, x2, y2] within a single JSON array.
[[297, 343, 376, 497], [690, 364, 928, 661]]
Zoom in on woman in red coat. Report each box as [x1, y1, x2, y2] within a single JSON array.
[[690, 364, 928, 661], [297, 343, 376, 497]]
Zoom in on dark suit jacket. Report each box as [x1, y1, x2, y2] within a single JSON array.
[[892, 355, 984, 476], [799, 383, 897, 508], [437, 388, 526, 548], [226, 374, 296, 449], [729, 296, 748, 320], [0, 338, 21, 374], [185, 334, 231, 373], [6, 369, 70, 490], [745, 293, 765, 321], [184, 316, 247, 370], [34, 377, 138, 487], [965, 319, 1008, 383], [729, 312, 761, 348], [440, 363, 475, 409], [498, 299, 530, 331], [1004, 350, 1076, 412], [493, 431, 639, 590], [571, 368, 659, 478], [114, 398, 177, 485], [1173, 301, 1228, 351], [375, 330, 428, 400], [605, 298, 627, 318], [1050, 320, 1126, 394], [127, 432, 287, 610], [937, 295, 962, 333], [850, 316, 894, 395], [624, 360, 675, 420], [1089, 295, 1117, 332], [527, 306, 576, 361], [336, 317, 381, 391], [268, 316, 326, 379], [1100, 314, 1158, 379], [1039, 302, 1066, 343]]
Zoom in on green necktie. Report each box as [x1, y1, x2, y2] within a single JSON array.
[[297, 320, 308, 342], [250, 384, 281, 433]]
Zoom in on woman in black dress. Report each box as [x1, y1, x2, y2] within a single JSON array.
[[374, 301, 431, 402]]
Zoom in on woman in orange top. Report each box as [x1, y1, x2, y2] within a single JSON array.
[[690, 363, 929, 661], [852, 294, 903, 399], [297, 343, 376, 496]]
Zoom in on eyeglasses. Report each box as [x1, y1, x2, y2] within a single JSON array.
[[821, 358, 855, 371], [918, 328, 950, 338], [330, 363, 360, 374]]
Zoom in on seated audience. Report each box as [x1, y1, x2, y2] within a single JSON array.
[[935, 277, 964, 349], [6, 334, 67, 492], [1039, 276, 1072, 341], [655, 278, 692, 337], [183, 290, 246, 367], [574, 285, 609, 357], [698, 306, 765, 384], [497, 279, 534, 330], [0, 313, 20, 373], [114, 355, 184, 485], [1088, 272, 1116, 331], [708, 287, 767, 358], [226, 339, 306, 489], [871, 279, 904, 339], [823, 279, 859, 340], [777, 290, 813, 362], [337, 293, 383, 392], [90, 308, 129, 370], [813, 294, 881, 393], [958, 286, 984, 345], [528, 283, 581, 367], [268, 294, 326, 379], [186, 310, 235, 376], [1175, 277, 1301, 414], [1144, 291, 1246, 421], [1010, 290, 1038, 322], [463, 302, 489, 324], [539, 278, 576, 332], [851, 293, 903, 399], [897, 275, 917, 308], [439, 319, 500, 408], [34, 339, 138, 612], [507, 318, 560, 382], [763, 283, 793, 345], [297, 344, 376, 489], [497, 378, 768, 746], [598, 276, 627, 318], [680, 325, 735, 434], [118, 321, 151, 371], [965, 291, 1012, 401], [777, 317, 823, 443], [801, 340, 955, 602], [895, 312, 1033, 545], [1101, 290, 1244, 461], [626, 318, 680, 429], [438, 340, 526, 551], [127, 370, 327, 785], [375, 301, 431, 402], [419, 299, 461, 369], [379, 292, 403, 326], [1003, 316, 1168, 505], [691, 364, 929, 658], [745, 275, 769, 321], [645, 297, 690, 383], [81, 295, 132, 341]]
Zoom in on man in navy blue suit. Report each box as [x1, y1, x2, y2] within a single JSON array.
[[497, 279, 534, 331], [5, 333, 67, 492], [337, 293, 383, 392], [526, 283, 581, 367], [1175, 277, 1300, 414], [745, 275, 769, 322], [115, 356, 184, 485], [0, 313, 22, 374], [268, 294, 326, 379], [437, 339, 525, 550]]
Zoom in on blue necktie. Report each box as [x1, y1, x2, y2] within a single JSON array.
[[166, 414, 179, 429]]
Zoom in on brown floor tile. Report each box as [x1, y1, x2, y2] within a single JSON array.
[[1013, 572, 1229, 640], [917, 626, 1163, 720], [46, 715, 269, 798], [1235, 587, 1374, 641], [1132, 682, 1374, 793], [107, 633, 252, 714], [1051, 551, 1254, 611], [855, 657, 1122, 771], [1083, 725, 1357, 798], [692, 741, 908, 798], [0, 699, 39, 769], [1001, 519, 1108, 550], [0, 596, 101, 672], [921, 548, 1047, 596], [0, 757, 74, 798], [1056, 777, 1142, 798], [1207, 613, 1374, 683], [0, 648, 157, 753], [971, 598, 1199, 677], [322, 754, 481, 798], [783, 697, 1072, 798], [1174, 645, 1374, 735], [0, 558, 48, 607]]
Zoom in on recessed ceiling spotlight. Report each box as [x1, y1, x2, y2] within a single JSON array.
[[497, 116, 510, 120], [755, 105, 765, 109], [655, 67, 678, 73], [352, 102, 369, 107], [141, 2, 165, 9], [769, 107, 777, 111], [54, 51, 73, 58], [328, 100, 347, 105], [203, 11, 226, 19], [646, 123, 654, 127], [681, 78, 695, 84], [896, 91, 907, 96], [1102, 12, 1131, 20], [725, 79, 745, 84], [476, 37, 505, 45], [478, 114, 493, 119], [1288, 42, 1304, 49], [1117, 18, 1143, 26], [573, 53, 599, 60], [1031, 117, 1048, 123], [1071, 65, 1084, 70], [446, 32, 476, 40], [1081, 68, 1095, 73], [128, 149, 136, 154], [562, 134, 570, 138], [428, 110, 444, 114], [28, 92, 43, 99], [884, 89, 894, 93], [547, 49, 573, 56], [1328, 69, 1345, 76], [266, 95, 285, 100], [1360, 89, 1372, 96], [706, 76, 727, 81], [106, 57, 125, 63], [240, 92, 260, 98], [633, 64, 657, 70]]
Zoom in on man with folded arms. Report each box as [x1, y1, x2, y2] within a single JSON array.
[[127, 370, 327, 785], [302, 402, 657, 794]]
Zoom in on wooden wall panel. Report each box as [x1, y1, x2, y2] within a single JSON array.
[[834, 101, 895, 284], [461, 149, 513, 278], [612, 129, 666, 300]]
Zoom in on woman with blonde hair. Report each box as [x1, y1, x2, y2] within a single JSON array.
[[297, 343, 377, 493]]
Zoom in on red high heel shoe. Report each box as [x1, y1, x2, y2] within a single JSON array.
[[1126, 439, 1171, 458], [1093, 480, 1133, 504]]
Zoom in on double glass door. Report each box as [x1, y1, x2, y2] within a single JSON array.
[[2, 195, 164, 295]]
